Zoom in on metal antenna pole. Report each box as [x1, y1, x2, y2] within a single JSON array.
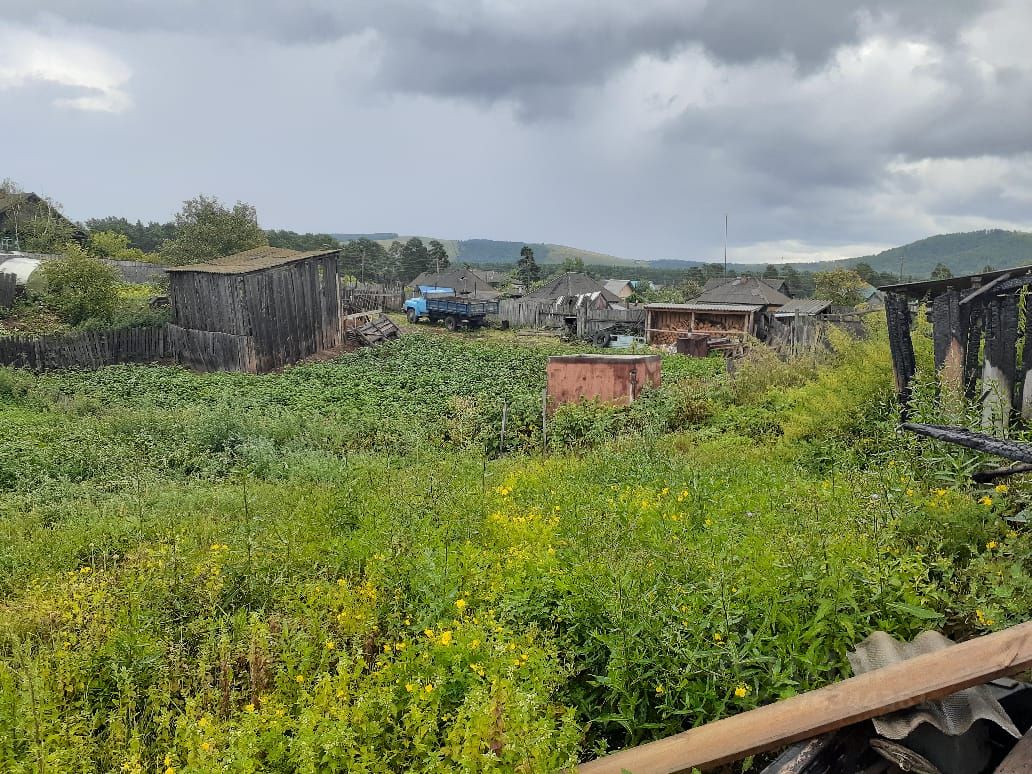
[[722, 215, 730, 278]]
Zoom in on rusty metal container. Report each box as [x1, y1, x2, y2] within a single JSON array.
[[546, 354, 661, 410]]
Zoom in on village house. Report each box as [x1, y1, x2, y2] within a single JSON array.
[[603, 279, 635, 301], [524, 271, 622, 310], [409, 268, 500, 299]]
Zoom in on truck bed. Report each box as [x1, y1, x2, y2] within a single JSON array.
[[426, 297, 499, 317]]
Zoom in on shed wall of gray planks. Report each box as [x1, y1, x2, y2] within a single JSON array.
[[168, 252, 342, 372], [0, 325, 167, 370], [0, 272, 15, 309]]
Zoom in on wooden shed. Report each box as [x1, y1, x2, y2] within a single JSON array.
[[166, 247, 341, 373], [644, 302, 764, 346]]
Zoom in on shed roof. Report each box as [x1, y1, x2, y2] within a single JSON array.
[[166, 247, 339, 275], [773, 299, 833, 316], [410, 268, 495, 294], [693, 276, 792, 306], [645, 302, 763, 313]]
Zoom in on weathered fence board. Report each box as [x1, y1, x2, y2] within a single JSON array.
[[0, 272, 15, 309], [166, 323, 256, 373], [0, 325, 167, 370], [497, 298, 644, 336], [341, 284, 405, 313]]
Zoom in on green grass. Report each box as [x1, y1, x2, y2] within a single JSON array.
[[1, 326, 1029, 772]]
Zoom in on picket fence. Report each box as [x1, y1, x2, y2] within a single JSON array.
[[0, 325, 168, 370], [0, 273, 15, 309]]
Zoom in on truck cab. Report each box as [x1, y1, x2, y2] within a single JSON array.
[[404, 287, 454, 323]]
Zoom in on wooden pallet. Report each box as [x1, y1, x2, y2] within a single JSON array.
[[344, 310, 401, 346]]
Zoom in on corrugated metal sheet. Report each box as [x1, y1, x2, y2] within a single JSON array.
[[691, 276, 792, 306], [773, 299, 832, 316], [848, 630, 1020, 740]]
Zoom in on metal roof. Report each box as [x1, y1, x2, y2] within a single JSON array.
[[644, 302, 763, 313], [773, 299, 833, 316], [692, 276, 792, 306], [166, 247, 339, 275]]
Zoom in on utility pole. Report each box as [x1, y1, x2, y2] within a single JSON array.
[[723, 214, 728, 278]]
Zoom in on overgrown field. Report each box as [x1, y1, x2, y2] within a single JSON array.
[[1, 326, 1030, 772]]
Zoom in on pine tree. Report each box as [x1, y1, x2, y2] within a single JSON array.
[[427, 240, 449, 272], [515, 245, 540, 285], [400, 237, 429, 283]]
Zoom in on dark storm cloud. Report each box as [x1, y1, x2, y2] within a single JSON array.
[[12, 0, 998, 111]]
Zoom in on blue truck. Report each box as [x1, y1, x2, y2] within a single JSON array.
[[404, 290, 499, 331]]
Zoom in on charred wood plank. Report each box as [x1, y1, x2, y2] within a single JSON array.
[[931, 289, 966, 402], [971, 464, 1032, 483], [902, 422, 1032, 463], [981, 293, 1019, 432], [960, 272, 1012, 306], [885, 292, 917, 417], [1021, 290, 1032, 421]]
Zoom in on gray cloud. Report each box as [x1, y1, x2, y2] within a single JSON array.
[[3, 0, 1032, 262]]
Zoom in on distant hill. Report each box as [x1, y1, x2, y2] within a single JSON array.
[[332, 234, 641, 267], [332, 228, 1032, 280], [780, 229, 1032, 278]]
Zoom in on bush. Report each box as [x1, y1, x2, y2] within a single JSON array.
[[39, 244, 122, 326]]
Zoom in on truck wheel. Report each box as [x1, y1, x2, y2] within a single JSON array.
[[593, 331, 611, 348], [406, 308, 418, 323], [445, 315, 458, 332]]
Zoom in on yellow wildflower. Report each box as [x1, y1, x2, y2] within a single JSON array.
[[439, 630, 453, 646], [424, 683, 434, 693], [405, 683, 415, 692], [244, 703, 255, 713], [200, 742, 212, 752], [166, 769, 175, 774], [713, 633, 723, 643], [980, 496, 993, 507], [295, 674, 305, 684], [704, 518, 713, 527], [454, 599, 467, 613], [79, 566, 91, 574], [995, 483, 1009, 494], [934, 488, 947, 497], [734, 684, 750, 698], [986, 540, 998, 550], [325, 640, 335, 650], [424, 628, 435, 639], [655, 684, 665, 695], [905, 489, 914, 497]]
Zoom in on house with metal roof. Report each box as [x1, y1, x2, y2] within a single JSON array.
[[165, 246, 341, 372], [524, 272, 621, 310], [603, 279, 635, 300], [691, 276, 793, 308], [409, 268, 500, 299]]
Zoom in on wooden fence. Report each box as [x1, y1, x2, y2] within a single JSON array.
[[0, 272, 15, 309], [0, 325, 168, 370], [341, 284, 405, 313], [496, 298, 644, 337]]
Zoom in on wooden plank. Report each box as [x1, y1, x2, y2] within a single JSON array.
[[960, 272, 1012, 306], [996, 727, 1032, 773], [981, 293, 1019, 432], [578, 621, 1032, 774], [884, 292, 917, 417]]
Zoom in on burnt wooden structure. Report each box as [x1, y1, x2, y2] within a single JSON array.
[[166, 247, 341, 373], [881, 265, 1032, 478], [882, 266, 1032, 430]]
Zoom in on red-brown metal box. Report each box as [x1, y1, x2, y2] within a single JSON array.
[[546, 354, 661, 410]]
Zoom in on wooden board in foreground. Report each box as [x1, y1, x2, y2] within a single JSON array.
[[578, 621, 1032, 774], [995, 726, 1032, 774]]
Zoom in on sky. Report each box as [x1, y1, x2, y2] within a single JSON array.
[[3, 1, 1032, 264]]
